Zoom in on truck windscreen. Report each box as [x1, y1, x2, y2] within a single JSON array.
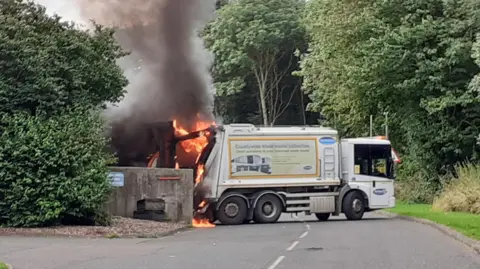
[[354, 144, 394, 179]]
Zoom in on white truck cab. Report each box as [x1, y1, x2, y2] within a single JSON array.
[[199, 124, 397, 225]]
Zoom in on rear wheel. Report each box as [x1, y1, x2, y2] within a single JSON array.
[[253, 194, 283, 223], [217, 196, 248, 225], [342, 191, 365, 220], [315, 213, 330, 221]]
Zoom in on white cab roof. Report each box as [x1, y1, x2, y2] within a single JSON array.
[[221, 124, 338, 137], [341, 137, 391, 145]]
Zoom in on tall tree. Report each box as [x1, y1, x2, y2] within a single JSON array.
[[0, 0, 128, 116], [299, 0, 480, 201], [0, 0, 128, 227], [203, 0, 306, 126]]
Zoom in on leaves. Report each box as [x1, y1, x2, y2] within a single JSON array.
[[0, 108, 116, 227], [203, 0, 307, 126], [299, 0, 480, 201], [0, 0, 128, 227], [0, 0, 128, 116]]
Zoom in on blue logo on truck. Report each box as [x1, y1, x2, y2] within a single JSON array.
[[319, 137, 336, 145], [373, 189, 387, 195], [303, 165, 313, 170]]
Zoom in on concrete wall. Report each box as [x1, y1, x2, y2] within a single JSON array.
[[106, 167, 194, 223]]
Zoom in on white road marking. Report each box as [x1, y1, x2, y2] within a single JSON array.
[[299, 231, 308, 239], [267, 256, 285, 269], [286, 240, 299, 251], [306, 224, 311, 230]]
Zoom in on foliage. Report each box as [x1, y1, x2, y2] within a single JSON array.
[[387, 202, 480, 240], [299, 0, 480, 201], [433, 163, 480, 214], [0, 108, 116, 227], [0, 0, 128, 116], [203, 0, 307, 126]]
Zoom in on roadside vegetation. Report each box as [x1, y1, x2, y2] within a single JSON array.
[[433, 164, 480, 214], [0, 0, 127, 227], [389, 163, 480, 240], [0, 262, 8, 269], [387, 202, 480, 241]]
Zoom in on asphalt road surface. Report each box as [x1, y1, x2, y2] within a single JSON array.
[[1, 212, 479, 269]]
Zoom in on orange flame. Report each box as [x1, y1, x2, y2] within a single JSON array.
[[192, 200, 215, 228], [192, 218, 215, 228], [172, 116, 216, 228]]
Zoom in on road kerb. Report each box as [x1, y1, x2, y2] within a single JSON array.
[[377, 210, 480, 254]]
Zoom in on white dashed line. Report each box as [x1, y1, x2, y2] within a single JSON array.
[[299, 231, 308, 239], [267, 256, 285, 269], [305, 224, 310, 230], [286, 240, 299, 251]]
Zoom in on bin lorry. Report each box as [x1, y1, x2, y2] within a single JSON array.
[[195, 124, 398, 225]]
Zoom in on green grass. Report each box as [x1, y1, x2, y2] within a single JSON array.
[[386, 202, 480, 241], [0, 262, 8, 269]]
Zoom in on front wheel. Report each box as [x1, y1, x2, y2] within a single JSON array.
[[217, 196, 248, 225], [342, 191, 365, 220]]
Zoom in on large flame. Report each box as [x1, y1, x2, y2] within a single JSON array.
[[172, 117, 216, 228]]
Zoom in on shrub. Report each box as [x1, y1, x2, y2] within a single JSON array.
[[433, 163, 480, 214], [395, 176, 439, 204], [394, 158, 442, 204], [0, 108, 116, 227]]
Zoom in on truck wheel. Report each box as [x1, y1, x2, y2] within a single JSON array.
[[315, 213, 330, 221], [342, 191, 365, 220], [253, 194, 283, 223], [217, 196, 248, 225]]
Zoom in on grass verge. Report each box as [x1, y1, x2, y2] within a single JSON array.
[[0, 262, 8, 269], [386, 202, 480, 241]]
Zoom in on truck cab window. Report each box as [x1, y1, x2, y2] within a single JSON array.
[[370, 145, 392, 179], [354, 144, 370, 175], [354, 144, 393, 179]]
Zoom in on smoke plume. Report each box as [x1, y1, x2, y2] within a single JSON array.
[[36, 0, 217, 166], [80, 0, 217, 125]]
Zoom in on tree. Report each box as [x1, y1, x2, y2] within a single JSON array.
[[0, 108, 116, 227], [0, 0, 128, 227], [203, 0, 306, 126], [299, 0, 480, 202], [0, 0, 128, 116]]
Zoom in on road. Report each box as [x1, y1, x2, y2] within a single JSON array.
[[1, 212, 479, 269]]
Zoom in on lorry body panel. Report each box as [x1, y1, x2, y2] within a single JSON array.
[[200, 124, 396, 224], [202, 124, 343, 199]]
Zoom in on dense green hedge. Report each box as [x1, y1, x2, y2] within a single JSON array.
[[0, 109, 116, 227]]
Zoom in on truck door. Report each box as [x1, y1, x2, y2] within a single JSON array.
[[353, 144, 393, 207], [353, 144, 372, 182], [369, 145, 394, 207]]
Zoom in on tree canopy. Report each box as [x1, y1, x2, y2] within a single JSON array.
[[0, 0, 127, 227], [298, 0, 480, 202], [203, 0, 307, 126], [0, 0, 128, 116]]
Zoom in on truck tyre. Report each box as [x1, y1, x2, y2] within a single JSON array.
[[217, 196, 248, 225], [342, 191, 365, 220], [253, 194, 283, 223], [315, 213, 330, 221]]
